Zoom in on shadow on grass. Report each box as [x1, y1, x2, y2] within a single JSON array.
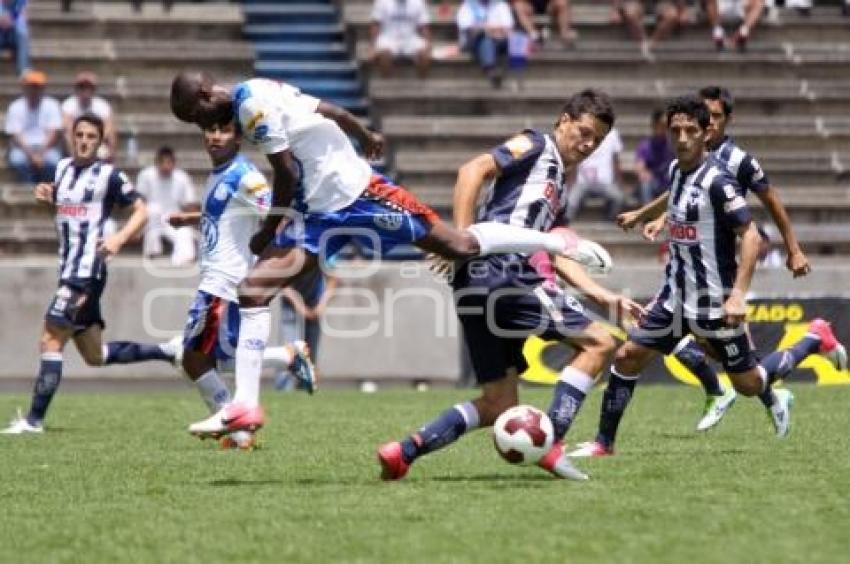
[[425, 473, 556, 484], [208, 478, 286, 487]]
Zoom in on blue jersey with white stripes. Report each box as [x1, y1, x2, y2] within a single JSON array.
[[53, 157, 139, 281], [712, 136, 770, 195], [657, 155, 752, 320]]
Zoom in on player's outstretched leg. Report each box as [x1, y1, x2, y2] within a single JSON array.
[[102, 337, 180, 366], [673, 338, 737, 432]]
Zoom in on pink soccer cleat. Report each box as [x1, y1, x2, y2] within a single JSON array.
[[808, 319, 848, 371], [188, 402, 265, 439], [567, 440, 614, 458], [537, 441, 589, 481], [377, 441, 410, 481]]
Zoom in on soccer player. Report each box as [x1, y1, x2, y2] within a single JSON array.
[[1, 113, 181, 435], [568, 95, 845, 458], [377, 90, 645, 481], [168, 73, 593, 438], [614, 85, 811, 434]]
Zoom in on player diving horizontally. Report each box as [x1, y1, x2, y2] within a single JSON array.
[[568, 95, 846, 458], [168, 73, 602, 438], [378, 90, 645, 481], [2, 114, 183, 434]]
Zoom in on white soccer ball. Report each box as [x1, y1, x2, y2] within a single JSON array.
[[492, 405, 555, 465]]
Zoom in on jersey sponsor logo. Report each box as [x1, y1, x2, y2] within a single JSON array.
[[504, 134, 534, 158], [253, 125, 270, 143], [245, 111, 265, 132], [373, 213, 404, 231], [246, 181, 268, 195], [56, 203, 96, 220], [668, 220, 698, 242], [200, 214, 219, 253]]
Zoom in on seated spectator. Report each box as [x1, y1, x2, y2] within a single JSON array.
[[457, 0, 514, 88], [5, 70, 63, 184], [635, 108, 674, 205], [567, 128, 625, 222], [512, 0, 577, 48], [61, 71, 117, 161], [136, 146, 198, 266], [705, 0, 765, 52], [611, 0, 689, 59], [0, 0, 29, 76], [371, 0, 431, 79]]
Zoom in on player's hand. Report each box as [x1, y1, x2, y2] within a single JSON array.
[[787, 250, 811, 278], [33, 182, 55, 205], [722, 291, 747, 327], [250, 228, 275, 256], [427, 253, 455, 282], [616, 209, 642, 231], [96, 233, 125, 260], [363, 131, 385, 160], [613, 295, 646, 325], [642, 216, 666, 242]]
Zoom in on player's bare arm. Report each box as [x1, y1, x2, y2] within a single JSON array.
[[97, 197, 148, 259], [552, 255, 645, 322], [316, 101, 384, 160], [643, 211, 667, 241], [453, 153, 499, 229], [167, 211, 202, 228], [617, 189, 669, 230], [724, 221, 761, 327], [755, 186, 810, 277], [33, 182, 55, 206], [251, 149, 299, 255]]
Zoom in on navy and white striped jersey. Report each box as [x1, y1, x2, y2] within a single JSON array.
[[712, 136, 770, 196], [657, 156, 752, 320], [52, 157, 140, 281]]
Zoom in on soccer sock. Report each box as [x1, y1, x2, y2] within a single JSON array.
[[102, 341, 173, 365], [673, 339, 724, 397], [400, 401, 480, 464], [26, 352, 63, 425], [547, 366, 595, 441], [595, 368, 639, 449], [262, 346, 293, 370], [232, 306, 270, 408], [467, 222, 566, 256], [759, 335, 821, 385], [195, 369, 232, 413]]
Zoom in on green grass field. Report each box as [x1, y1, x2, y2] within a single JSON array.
[[2, 385, 849, 564]]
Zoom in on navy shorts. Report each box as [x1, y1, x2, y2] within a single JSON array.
[[45, 277, 106, 333], [275, 174, 439, 258], [455, 281, 592, 385], [630, 300, 758, 373], [183, 290, 241, 361]]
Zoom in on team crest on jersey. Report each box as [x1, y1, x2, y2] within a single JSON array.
[[253, 125, 270, 143], [214, 183, 230, 201], [200, 215, 219, 253], [373, 213, 404, 231], [245, 111, 265, 132]]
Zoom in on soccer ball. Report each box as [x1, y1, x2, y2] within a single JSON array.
[[492, 405, 555, 465]]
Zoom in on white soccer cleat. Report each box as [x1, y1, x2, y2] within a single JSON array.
[[696, 386, 738, 432], [565, 239, 614, 275], [160, 335, 184, 368], [768, 388, 794, 438], [567, 440, 613, 458], [188, 402, 265, 439], [1, 410, 43, 435]]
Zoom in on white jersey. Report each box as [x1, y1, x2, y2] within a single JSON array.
[[198, 154, 270, 302], [232, 78, 372, 213]]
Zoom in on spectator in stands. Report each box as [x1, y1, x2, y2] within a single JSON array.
[[512, 0, 577, 48], [566, 127, 625, 222], [0, 0, 29, 76], [611, 0, 689, 59], [635, 108, 673, 205], [370, 0, 432, 79], [757, 224, 784, 268], [704, 0, 764, 52], [457, 0, 514, 88], [61, 72, 117, 161], [136, 146, 198, 266], [5, 71, 63, 185]]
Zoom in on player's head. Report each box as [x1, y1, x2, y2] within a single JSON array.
[[699, 85, 734, 149], [553, 89, 615, 166], [203, 120, 241, 166], [650, 107, 666, 138], [170, 71, 233, 128], [666, 94, 710, 167], [71, 113, 104, 164], [155, 146, 176, 177]]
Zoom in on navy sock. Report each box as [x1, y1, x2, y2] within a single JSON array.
[[760, 336, 821, 385], [401, 402, 480, 463], [595, 370, 638, 449], [27, 353, 63, 424], [675, 340, 723, 396], [758, 386, 776, 408], [548, 380, 587, 441], [104, 341, 172, 365]]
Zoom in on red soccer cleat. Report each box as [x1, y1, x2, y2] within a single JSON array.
[[567, 440, 614, 458], [538, 441, 589, 480], [188, 403, 266, 439], [377, 441, 410, 481], [808, 318, 848, 370]]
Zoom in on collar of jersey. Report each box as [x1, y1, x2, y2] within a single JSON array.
[[212, 155, 240, 174]]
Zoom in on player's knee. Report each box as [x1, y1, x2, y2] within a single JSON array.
[[613, 347, 643, 376], [237, 281, 271, 308]]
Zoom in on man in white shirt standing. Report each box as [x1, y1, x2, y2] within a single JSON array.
[[566, 127, 625, 222], [371, 0, 432, 79], [456, 0, 515, 88], [61, 71, 117, 161], [136, 146, 198, 265], [5, 70, 63, 184]]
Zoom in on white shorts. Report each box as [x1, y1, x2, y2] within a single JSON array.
[[717, 0, 746, 22], [376, 33, 427, 58]]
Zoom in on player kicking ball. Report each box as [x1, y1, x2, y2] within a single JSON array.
[[2, 114, 182, 434], [568, 95, 846, 458], [377, 90, 645, 481], [169, 73, 598, 439]]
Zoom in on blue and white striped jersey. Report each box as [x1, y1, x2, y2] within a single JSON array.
[[712, 135, 770, 195], [53, 157, 139, 281], [657, 156, 752, 320]]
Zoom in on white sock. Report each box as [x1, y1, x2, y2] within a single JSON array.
[[195, 369, 232, 413], [560, 366, 595, 394], [263, 346, 293, 370], [757, 365, 769, 393], [232, 306, 270, 408], [467, 222, 565, 256]]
